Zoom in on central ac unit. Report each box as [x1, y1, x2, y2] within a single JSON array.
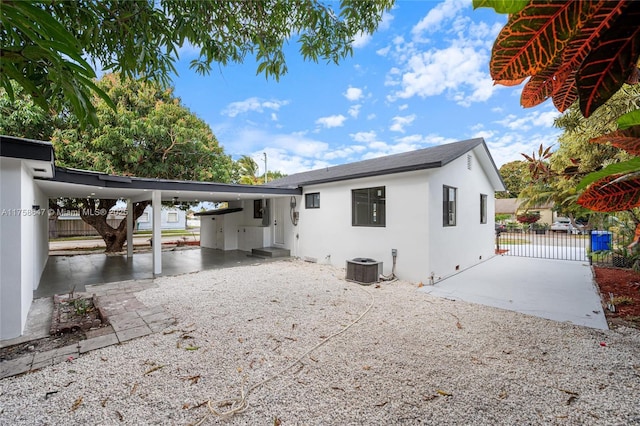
[[346, 258, 382, 285]]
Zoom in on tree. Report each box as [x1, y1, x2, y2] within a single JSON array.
[[2, 74, 233, 252], [0, 83, 62, 140], [477, 0, 640, 243], [497, 160, 530, 198], [237, 155, 261, 185], [235, 155, 287, 185], [1, 0, 393, 126]]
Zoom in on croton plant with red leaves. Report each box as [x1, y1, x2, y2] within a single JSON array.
[[476, 0, 640, 244]]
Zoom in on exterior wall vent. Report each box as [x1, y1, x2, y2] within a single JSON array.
[[346, 258, 382, 285], [467, 154, 472, 170]]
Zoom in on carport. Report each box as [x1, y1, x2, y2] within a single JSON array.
[[37, 167, 300, 276], [0, 135, 300, 340], [420, 255, 608, 330]]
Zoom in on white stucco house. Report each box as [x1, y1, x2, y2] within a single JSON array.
[[0, 135, 504, 340], [266, 138, 506, 283]]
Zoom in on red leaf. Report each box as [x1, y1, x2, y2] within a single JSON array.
[[521, 73, 556, 108], [590, 126, 640, 155], [577, 174, 640, 212], [550, 2, 626, 111], [577, 2, 640, 117], [626, 66, 640, 84], [491, 1, 602, 82], [495, 77, 527, 86]]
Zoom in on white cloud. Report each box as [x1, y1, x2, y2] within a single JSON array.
[[222, 97, 289, 117], [411, 0, 469, 38], [344, 86, 364, 102], [376, 46, 391, 57], [316, 114, 347, 128], [495, 109, 560, 131], [388, 42, 495, 106], [323, 145, 367, 161], [470, 124, 562, 167], [348, 104, 362, 119], [385, 3, 502, 107], [350, 131, 378, 143], [352, 32, 372, 48], [366, 113, 377, 120], [390, 114, 416, 133], [270, 113, 278, 121], [398, 104, 409, 111]]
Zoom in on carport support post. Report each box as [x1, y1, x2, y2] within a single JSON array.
[[126, 199, 133, 258], [152, 190, 162, 275]]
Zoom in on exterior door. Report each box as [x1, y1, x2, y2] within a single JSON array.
[[273, 199, 285, 246]]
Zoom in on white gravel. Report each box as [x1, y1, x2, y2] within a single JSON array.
[[1, 259, 639, 425]]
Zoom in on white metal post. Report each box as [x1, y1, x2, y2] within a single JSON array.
[[152, 190, 162, 275], [126, 199, 133, 258]]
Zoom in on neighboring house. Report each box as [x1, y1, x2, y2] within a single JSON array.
[[135, 206, 186, 231], [495, 198, 555, 225], [0, 135, 504, 340], [49, 206, 185, 237]]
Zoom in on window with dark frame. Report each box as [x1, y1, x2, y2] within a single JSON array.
[[305, 192, 320, 209], [480, 194, 487, 224], [352, 186, 386, 227], [443, 185, 457, 227], [253, 199, 263, 219]]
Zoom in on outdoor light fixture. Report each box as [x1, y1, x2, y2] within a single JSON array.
[[172, 197, 179, 203]]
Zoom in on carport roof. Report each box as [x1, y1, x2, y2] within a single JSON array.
[[1, 135, 300, 202]]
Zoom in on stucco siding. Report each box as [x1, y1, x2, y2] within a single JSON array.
[[295, 171, 431, 282], [427, 149, 496, 281], [0, 159, 49, 339], [1, 158, 23, 339]]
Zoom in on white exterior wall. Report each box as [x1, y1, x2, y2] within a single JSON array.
[[295, 171, 431, 282], [199, 215, 217, 248], [292, 149, 497, 284], [0, 158, 49, 339], [201, 199, 272, 251], [427, 148, 496, 282], [274, 196, 301, 257]]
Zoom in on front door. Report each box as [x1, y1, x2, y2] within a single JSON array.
[[273, 199, 285, 246]]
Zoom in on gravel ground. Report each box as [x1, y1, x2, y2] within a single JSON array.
[[1, 259, 639, 425]]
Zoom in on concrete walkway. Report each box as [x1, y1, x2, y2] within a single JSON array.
[[1, 280, 175, 379], [420, 255, 608, 330]]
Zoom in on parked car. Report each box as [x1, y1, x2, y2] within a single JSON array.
[[495, 223, 506, 234], [551, 218, 586, 234]]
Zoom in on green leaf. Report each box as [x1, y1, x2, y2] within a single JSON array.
[[473, 0, 528, 14], [617, 109, 640, 130], [577, 158, 640, 190]]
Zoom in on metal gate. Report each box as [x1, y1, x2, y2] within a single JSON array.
[[496, 229, 589, 261]]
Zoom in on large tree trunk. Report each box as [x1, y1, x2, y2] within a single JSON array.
[[79, 199, 150, 253]]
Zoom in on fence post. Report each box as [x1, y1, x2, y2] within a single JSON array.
[[588, 229, 592, 265]]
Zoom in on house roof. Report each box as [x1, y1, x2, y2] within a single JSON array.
[[268, 138, 506, 190], [1, 134, 300, 202], [0, 135, 55, 178], [495, 198, 521, 214], [495, 198, 555, 214]]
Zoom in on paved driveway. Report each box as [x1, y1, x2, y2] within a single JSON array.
[[420, 255, 608, 330]]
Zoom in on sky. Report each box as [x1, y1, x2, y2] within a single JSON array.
[[169, 0, 563, 177]]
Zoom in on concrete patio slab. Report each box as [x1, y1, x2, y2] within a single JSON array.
[[420, 255, 608, 330]]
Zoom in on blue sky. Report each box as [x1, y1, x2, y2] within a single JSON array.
[[169, 0, 562, 176]]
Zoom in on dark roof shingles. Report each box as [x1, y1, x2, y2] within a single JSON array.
[[269, 138, 484, 188]]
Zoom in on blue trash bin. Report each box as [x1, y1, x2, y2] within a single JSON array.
[[591, 231, 612, 251]]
